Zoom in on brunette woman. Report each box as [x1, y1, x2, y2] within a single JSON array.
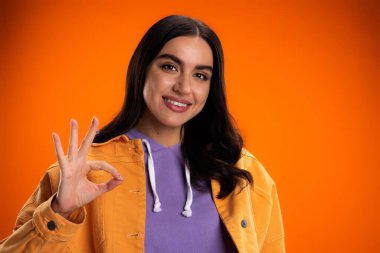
[[0, 15, 285, 253]]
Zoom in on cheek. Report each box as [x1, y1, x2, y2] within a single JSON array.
[[142, 82, 152, 103], [143, 71, 160, 100], [195, 85, 211, 105], [144, 70, 174, 98]]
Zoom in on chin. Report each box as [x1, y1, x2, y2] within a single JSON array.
[[158, 116, 189, 129], [160, 120, 186, 129]]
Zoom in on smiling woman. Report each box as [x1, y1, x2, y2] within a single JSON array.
[[0, 15, 285, 253], [137, 36, 213, 143]]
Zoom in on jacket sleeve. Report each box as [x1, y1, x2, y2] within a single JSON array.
[[0, 168, 86, 253], [261, 183, 285, 253]]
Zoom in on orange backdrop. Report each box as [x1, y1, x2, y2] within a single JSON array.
[[0, 1, 378, 252]]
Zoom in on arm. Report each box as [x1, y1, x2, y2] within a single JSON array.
[[261, 183, 286, 253], [0, 118, 123, 252], [241, 150, 286, 253], [0, 170, 86, 253]]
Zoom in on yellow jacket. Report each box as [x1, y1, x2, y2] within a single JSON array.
[[0, 134, 285, 253]]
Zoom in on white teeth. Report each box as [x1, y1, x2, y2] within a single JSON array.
[[166, 98, 188, 107]]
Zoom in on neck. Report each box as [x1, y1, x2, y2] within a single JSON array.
[[134, 112, 182, 147]]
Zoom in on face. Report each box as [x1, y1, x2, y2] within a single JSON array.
[[141, 36, 213, 131]]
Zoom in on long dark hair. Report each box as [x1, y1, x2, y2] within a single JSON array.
[[94, 15, 252, 198]]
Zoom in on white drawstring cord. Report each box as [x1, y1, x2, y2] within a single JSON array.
[[142, 138, 193, 217], [182, 163, 193, 217], [142, 139, 162, 213]]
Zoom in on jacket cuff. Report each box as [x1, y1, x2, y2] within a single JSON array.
[[32, 193, 86, 241]]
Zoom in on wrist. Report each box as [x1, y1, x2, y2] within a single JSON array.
[[51, 195, 73, 219]]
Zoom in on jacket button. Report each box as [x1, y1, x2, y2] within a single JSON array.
[[47, 220, 56, 231], [241, 219, 248, 228]]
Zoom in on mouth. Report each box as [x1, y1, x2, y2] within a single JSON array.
[[163, 96, 192, 107], [165, 98, 188, 107], [162, 96, 192, 112]]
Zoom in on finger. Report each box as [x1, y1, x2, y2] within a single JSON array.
[[67, 119, 78, 159], [78, 117, 99, 158], [97, 178, 124, 194], [88, 160, 124, 180], [52, 132, 66, 168]]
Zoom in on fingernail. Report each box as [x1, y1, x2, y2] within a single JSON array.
[[119, 175, 124, 180]]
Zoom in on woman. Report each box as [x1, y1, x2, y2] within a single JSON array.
[[0, 15, 285, 252]]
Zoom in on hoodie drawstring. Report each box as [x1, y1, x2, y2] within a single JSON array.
[[142, 139, 193, 217], [142, 139, 162, 212], [182, 163, 193, 217]]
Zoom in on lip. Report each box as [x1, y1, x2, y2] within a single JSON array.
[[162, 96, 192, 105], [162, 96, 192, 113]]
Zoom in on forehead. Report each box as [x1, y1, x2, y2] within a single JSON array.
[[157, 36, 213, 66]]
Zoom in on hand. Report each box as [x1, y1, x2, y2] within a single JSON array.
[[51, 117, 124, 218]]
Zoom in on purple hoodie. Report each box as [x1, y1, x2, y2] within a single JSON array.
[[126, 129, 236, 253]]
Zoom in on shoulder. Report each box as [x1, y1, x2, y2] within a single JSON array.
[[239, 149, 285, 249], [237, 148, 276, 203], [238, 148, 275, 187]]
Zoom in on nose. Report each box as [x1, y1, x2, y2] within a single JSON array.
[[173, 73, 191, 95]]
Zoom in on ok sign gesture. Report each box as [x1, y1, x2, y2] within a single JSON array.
[[51, 117, 124, 218]]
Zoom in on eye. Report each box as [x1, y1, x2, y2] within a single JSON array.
[[161, 64, 177, 72], [193, 73, 209, 81]]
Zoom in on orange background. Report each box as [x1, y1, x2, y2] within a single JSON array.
[[0, 0, 378, 252]]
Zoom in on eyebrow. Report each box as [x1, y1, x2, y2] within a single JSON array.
[[155, 53, 213, 73]]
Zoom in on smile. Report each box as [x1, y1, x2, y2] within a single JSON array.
[[163, 96, 192, 113], [165, 98, 188, 107]]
